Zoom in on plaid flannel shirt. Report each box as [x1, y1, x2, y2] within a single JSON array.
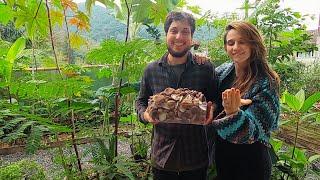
[[135, 52, 218, 171]]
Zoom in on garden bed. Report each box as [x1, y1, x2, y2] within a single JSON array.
[[276, 123, 320, 154]]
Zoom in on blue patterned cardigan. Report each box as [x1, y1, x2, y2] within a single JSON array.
[[213, 63, 280, 146]]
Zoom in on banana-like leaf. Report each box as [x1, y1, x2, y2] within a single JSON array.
[[4, 37, 26, 83], [284, 91, 303, 111], [6, 37, 26, 64], [300, 92, 320, 113], [0, 4, 14, 25], [295, 89, 305, 107]]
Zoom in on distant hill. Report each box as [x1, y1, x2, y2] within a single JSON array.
[[77, 3, 126, 41], [77, 3, 216, 43]]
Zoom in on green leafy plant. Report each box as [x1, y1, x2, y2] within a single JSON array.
[[130, 135, 148, 162], [275, 89, 320, 179], [0, 98, 72, 154], [52, 143, 82, 180], [0, 37, 26, 85], [83, 135, 144, 180], [86, 39, 165, 83], [0, 160, 46, 180], [251, 0, 317, 64], [271, 138, 320, 179]]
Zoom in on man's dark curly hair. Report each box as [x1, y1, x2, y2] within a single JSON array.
[[164, 11, 195, 36]]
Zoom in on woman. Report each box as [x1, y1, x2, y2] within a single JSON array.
[[212, 21, 280, 180]]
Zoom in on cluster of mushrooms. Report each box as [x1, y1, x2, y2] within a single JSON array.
[[146, 88, 208, 124]]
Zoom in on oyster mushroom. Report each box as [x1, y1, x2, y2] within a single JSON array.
[[159, 112, 167, 122], [146, 87, 212, 124], [163, 88, 175, 95]]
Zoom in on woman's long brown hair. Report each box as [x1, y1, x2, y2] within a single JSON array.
[[223, 21, 280, 95]]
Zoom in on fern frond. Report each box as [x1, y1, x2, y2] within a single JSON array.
[[16, 120, 36, 134], [3, 132, 26, 143], [26, 126, 43, 154], [2, 117, 26, 132]]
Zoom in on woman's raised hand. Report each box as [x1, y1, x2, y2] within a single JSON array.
[[222, 88, 252, 115]]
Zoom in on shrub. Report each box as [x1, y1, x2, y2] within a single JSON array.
[[0, 160, 46, 180]]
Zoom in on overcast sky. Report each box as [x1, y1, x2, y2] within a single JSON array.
[[74, 0, 320, 30]]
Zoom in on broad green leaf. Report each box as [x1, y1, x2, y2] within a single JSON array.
[[52, 0, 63, 9], [280, 90, 287, 104], [300, 92, 320, 113], [270, 138, 283, 152], [132, 0, 153, 23], [6, 37, 26, 64], [0, 4, 14, 25], [295, 89, 305, 106], [14, 0, 48, 38], [149, 0, 176, 25], [294, 148, 307, 164], [4, 37, 26, 83], [284, 92, 303, 111]]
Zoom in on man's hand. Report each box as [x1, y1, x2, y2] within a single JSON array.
[[194, 53, 210, 65], [143, 111, 159, 125], [204, 101, 215, 125]]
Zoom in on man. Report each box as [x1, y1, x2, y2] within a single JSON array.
[[135, 11, 218, 179]]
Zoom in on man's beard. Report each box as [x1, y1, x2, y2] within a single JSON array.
[[167, 46, 190, 57]]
